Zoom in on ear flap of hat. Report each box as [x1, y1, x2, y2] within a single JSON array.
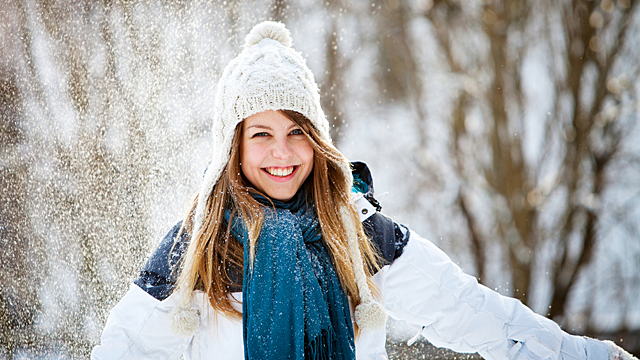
[[339, 204, 388, 332]]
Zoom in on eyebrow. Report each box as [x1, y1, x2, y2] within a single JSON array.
[[246, 124, 273, 130], [246, 124, 298, 131]]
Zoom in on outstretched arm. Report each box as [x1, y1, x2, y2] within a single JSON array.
[[381, 231, 636, 360]]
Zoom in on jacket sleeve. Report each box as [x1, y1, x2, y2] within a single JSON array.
[[91, 283, 193, 360], [381, 231, 610, 360]]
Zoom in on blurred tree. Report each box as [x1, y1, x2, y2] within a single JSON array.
[[420, 0, 640, 336], [0, 2, 44, 356], [272, 0, 287, 22], [5, 0, 160, 355], [0, 73, 43, 357], [321, 0, 348, 142], [374, 0, 441, 210]]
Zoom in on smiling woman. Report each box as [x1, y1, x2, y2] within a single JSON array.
[[240, 110, 314, 201], [91, 21, 637, 360]]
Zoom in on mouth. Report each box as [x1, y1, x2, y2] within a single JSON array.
[[262, 165, 298, 178]]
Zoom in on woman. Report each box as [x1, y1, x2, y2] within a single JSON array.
[[92, 21, 636, 360]]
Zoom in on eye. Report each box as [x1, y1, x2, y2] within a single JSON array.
[[290, 129, 304, 135], [252, 131, 269, 138]]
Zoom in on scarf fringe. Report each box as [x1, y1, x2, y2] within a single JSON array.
[[306, 328, 337, 360]]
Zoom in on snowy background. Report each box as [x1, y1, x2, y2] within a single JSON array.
[[1, 0, 640, 358]]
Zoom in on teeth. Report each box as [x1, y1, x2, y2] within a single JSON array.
[[266, 166, 294, 177]]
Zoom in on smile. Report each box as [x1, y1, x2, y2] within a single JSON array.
[[263, 166, 297, 177]]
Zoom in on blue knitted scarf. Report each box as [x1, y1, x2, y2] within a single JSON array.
[[225, 190, 355, 360]]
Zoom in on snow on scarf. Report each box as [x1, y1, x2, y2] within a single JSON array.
[[224, 190, 356, 360]]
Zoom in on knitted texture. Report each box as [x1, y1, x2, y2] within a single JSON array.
[[194, 21, 331, 239], [340, 204, 388, 332]]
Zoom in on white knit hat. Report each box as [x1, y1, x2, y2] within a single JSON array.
[[188, 21, 386, 333], [193, 21, 330, 238]]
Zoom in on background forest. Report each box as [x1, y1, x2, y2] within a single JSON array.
[[1, 0, 640, 358]]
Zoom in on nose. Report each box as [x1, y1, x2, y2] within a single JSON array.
[[271, 138, 293, 159]]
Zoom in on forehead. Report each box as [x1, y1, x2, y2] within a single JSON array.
[[243, 110, 295, 129]]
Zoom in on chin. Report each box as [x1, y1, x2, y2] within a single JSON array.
[[268, 191, 296, 201]]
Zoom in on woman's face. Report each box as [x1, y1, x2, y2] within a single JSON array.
[[240, 110, 314, 201]]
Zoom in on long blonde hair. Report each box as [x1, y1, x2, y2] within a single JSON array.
[[174, 110, 380, 325]]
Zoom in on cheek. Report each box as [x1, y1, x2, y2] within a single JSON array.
[[297, 142, 315, 176], [241, 141, 258, 164], [240, 142, 261, 178], [291, 138, 314, 164], [303, 147, 314, 165]]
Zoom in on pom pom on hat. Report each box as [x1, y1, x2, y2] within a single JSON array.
[[354, 301, 388, 332], [170, 306, 200, 337], [244, 21, 292, 48]]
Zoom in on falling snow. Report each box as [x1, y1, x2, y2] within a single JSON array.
[[1, 0, 640, 358]]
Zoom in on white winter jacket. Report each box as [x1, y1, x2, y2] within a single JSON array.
[[92, 161, 617, 360], [92, 227, 611, 360]]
